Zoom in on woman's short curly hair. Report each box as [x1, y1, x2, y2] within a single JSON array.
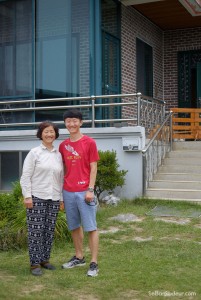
[[36, 121, 59, 140]]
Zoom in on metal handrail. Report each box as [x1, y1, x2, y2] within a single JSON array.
[[142, 111, 173, 195], [0, 93, 166, 134], [0, 93, 165, 106], [0, 93, 139, 128]]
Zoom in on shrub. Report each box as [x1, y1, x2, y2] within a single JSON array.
[[95, 150, 128, 201], [0, 182, 24, 249], [12, 180, 24, 203], [0, 193, 16, 222], [0, 181, 71, 250]]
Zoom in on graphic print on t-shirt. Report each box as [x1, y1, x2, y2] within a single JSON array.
[[64, 144, 81, 167], [65, 144, 79, 156]]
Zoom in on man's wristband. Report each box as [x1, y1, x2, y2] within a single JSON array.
[[87, 187, 94, 192]]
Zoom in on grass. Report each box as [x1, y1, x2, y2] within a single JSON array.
[[0, 198, 201, 300]]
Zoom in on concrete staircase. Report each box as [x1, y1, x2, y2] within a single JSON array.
[[146, 141, 201, 202]]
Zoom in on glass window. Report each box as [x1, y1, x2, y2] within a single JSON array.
[[101, 0, 120, 38], [0, 0, 103, 126], [101, 0, 121, 125], [0, 0, 33, 97], [22, 151, 29, 162], [1, 153, 19, 190], [0, 0, 34, 127], [35, 0, 90, 122], [136, 38, 153, 97], [0, 151, 28, 190]]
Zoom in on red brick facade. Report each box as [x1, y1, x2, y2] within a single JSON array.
[[164, 27, 201, 109], [121, 5, 163, 99], [121, 4, 201, 111]]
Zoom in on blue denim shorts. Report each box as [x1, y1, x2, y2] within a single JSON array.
[[63, 190, 97, 232]]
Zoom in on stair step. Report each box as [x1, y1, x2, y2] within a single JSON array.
[[173, 141, 201, 151], [146, 189, 201, 201], [146, 141, 201, 202], [154, 173, 201, 181], [164, 158, 201, 166], [168, 151, 201, 158], [149, 180, 201, 189], [158, 165, 201, 173]]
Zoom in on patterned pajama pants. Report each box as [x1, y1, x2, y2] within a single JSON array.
[[26, 196, 60, 266]]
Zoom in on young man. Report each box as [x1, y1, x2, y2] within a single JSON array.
[[59, 109, 100, 277]]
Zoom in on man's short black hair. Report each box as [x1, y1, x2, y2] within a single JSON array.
[[63, 109, 83, 121]]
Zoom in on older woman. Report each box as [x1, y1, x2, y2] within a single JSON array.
[[20, 121, 63, 276]]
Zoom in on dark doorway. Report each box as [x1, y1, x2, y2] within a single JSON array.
[[178, 51, 201, 108]]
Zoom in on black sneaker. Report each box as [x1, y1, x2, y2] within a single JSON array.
[[40, 262, 56, 270], [62, 256, 86, 269], [87, 262, 99, 277], [31, 266, 43, 276]]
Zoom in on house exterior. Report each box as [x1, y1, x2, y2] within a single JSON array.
[[0, 0, 201, 190]]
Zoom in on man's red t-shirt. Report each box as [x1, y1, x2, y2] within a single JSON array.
[[59, 135, 99, 192]]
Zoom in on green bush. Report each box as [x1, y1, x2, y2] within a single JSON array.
[[0, 182, 27, 250], [95, 150, 128, 201], [12, 180, 24, 203], [0, 181, 25, 218], [0, 181, 71, 250], [0, 193, 15, 222]]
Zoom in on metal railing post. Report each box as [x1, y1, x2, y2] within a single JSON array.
[[137, 92, 141, 126], [91, 95, 95, 128], [163, 101, 166, 119], [142, 153, 147, 196], [170, 110, 173, 151]]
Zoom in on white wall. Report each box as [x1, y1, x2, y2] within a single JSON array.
[[0, 126, 145, 200]]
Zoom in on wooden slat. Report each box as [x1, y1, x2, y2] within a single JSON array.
[[171, 108, 201, 140], [172, 108, 201, 113], [173, 134, 194, 139], [172, 125, 191, 130], [173, 118, 195, 122]]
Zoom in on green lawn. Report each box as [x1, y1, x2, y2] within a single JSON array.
[[0, 199, 201, 300]]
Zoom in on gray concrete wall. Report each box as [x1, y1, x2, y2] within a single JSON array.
[[0, 126, 145, 200]]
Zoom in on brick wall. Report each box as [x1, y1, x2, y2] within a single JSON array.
[[164, 27, 201, 110], [121, 5, 163, 99], [121, 4, 201, 112], [121, 5, 163, 120]]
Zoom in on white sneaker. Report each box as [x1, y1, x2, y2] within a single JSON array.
[[87, 262, 99, 277], [62, 256, 86, 269]]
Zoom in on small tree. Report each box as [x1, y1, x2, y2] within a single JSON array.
[[95, 150, 128, 201]]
